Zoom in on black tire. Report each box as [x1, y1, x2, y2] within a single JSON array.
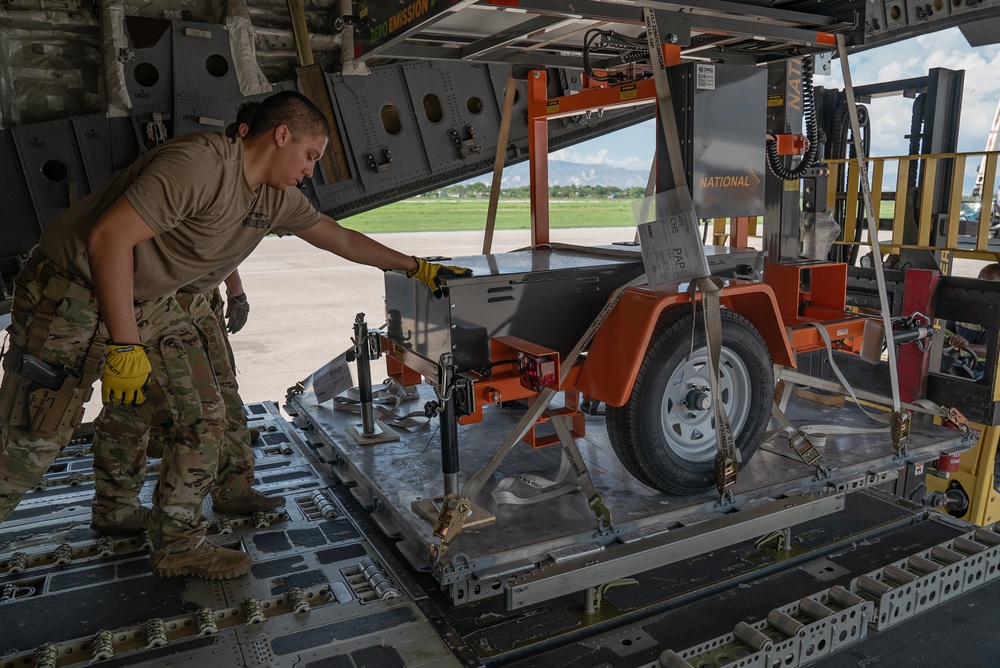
[[605, 305, 773, 495]]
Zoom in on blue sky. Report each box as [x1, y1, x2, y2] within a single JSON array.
[[550, 28, 1000, 195]]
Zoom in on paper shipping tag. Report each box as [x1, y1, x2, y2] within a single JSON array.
[[637, 210, 710, 288], [312, 352, 354, 403]]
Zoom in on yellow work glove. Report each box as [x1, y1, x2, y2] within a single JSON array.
[[407, 257, 472, 297], [102, 343, 152, 405]]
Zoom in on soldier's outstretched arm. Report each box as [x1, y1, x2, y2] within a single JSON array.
[[295, 215, 418, 272], [295, 215, 472, 298], [87, 196, 157, 344]]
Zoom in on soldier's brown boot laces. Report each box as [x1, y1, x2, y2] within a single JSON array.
[[212, 488, 286, 514], [150, 538, 251, 580], [90, 506, 152, 535]]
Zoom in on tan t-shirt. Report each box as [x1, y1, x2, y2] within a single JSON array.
[[39, 132, 322, 300], [180, 246, 257, 294]]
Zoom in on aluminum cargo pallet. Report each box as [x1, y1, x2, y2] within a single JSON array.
[[287, 382, 976, 606]]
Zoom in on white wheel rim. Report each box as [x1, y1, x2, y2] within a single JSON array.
[[658, 346, 753, 462]]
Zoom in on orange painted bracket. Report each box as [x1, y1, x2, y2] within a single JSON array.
[[764, 261, 868, 356], [527, 77, 656, 121], [457, 337, 582, 426], [786, 318, 868, 355], [523, 395, 585, 449], [490, 336, 561, 384], [764, 262, 847, 326], [774, 133, 808, 156]]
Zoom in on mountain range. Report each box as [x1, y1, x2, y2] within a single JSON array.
[[463, 160, 649, 189]]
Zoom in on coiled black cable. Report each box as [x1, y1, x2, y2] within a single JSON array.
[[583, 29, 650, 83], [765, 55, 819, 180]]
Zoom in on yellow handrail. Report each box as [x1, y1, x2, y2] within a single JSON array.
[[826, 151, 1000, 262]]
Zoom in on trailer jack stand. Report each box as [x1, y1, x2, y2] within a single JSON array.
[[345, 313, 399, 445]]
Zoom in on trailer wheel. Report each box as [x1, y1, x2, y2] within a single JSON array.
[[605, 306, 773, 495]]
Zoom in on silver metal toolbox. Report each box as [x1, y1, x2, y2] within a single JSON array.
[[384, 246, 645, 372]]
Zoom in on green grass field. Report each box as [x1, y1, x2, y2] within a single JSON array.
[[338, 198, 639, 233]]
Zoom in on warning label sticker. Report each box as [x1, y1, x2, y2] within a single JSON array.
[[695, 64, 715, 90]]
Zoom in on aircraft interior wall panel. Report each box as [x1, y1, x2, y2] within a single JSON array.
[[0, 130, 42, 260], [487, 63, 530, 152], [70, 114, 115, 191], [11, 119, 94, 229], [314, 68, 653, 219], [334, 66, 431, 192], [867, 0, 1000, 42], [400, 61, 501, 175], [122, 17, 175, 127], [171, 22, 243, 136], [106, 116, 144, 174]]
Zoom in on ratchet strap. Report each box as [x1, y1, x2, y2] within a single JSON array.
[[643, 7, 687, 189], [837, 34, 908, 449], [552, 414, 613, 531], [491, 450, 579, 506], [483, 66, 517, 255], [331, 379, 428, 429], [644, 10, 737, 493], [688, 276, 740, 493]]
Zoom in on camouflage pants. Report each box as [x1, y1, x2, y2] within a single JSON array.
[[91, 289, 255, 527], [0, 250, 119, 521]]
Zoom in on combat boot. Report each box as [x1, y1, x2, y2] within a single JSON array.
[[212, 488, 285, 514], [150, 539, 251, 580], [91, 506, 152, 535]]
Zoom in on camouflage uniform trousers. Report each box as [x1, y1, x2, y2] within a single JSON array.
[[90, 288, 255, 526], [0, 250, 154, 522]]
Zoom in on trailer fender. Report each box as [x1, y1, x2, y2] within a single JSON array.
[[578, 282, 793, 408]]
